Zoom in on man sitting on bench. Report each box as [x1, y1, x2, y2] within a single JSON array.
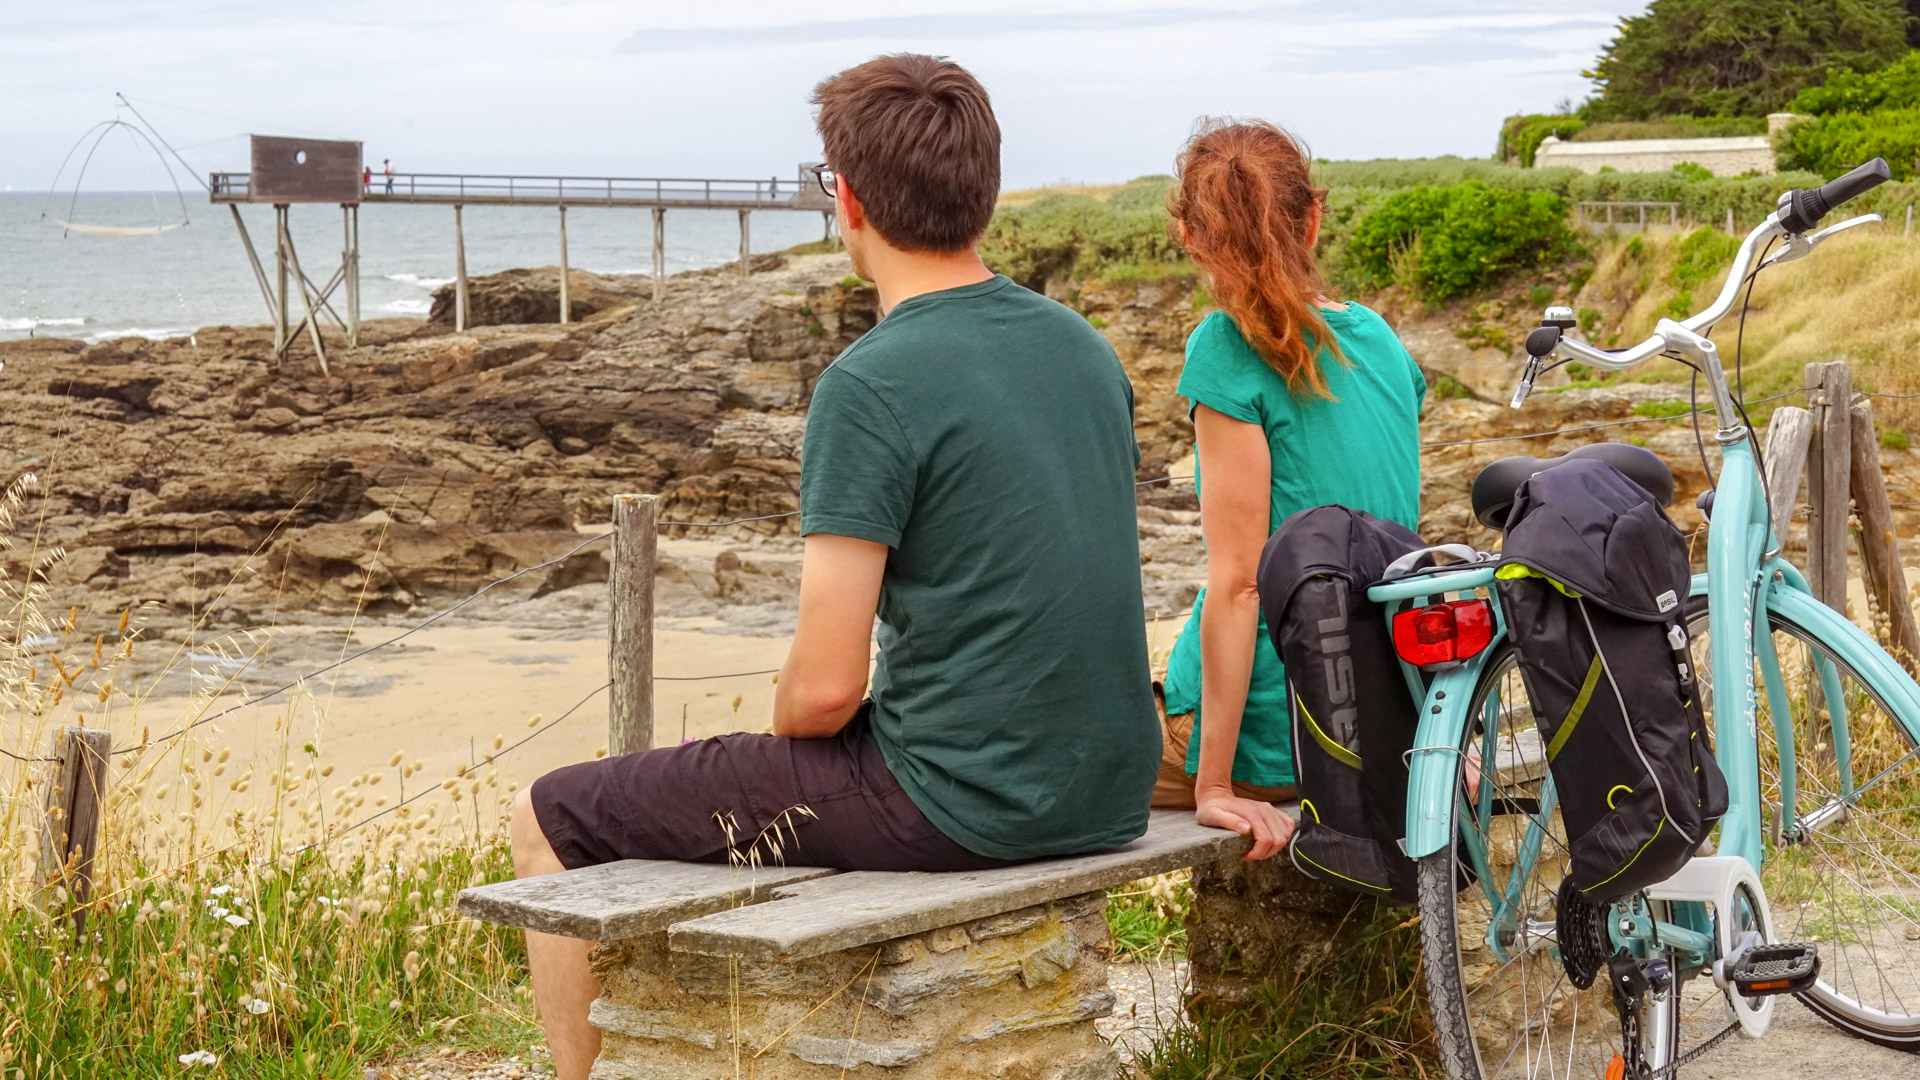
[[509, 53, 1162, 1080]]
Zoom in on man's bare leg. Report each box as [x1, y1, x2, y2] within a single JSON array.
[[511, 788, 601, 1080]]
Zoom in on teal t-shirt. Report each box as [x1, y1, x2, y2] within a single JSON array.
[[799, 275, 1162, 861], [1162, 305, 1425, 785]]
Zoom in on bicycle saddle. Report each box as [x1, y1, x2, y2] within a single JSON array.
[[1470, 443, 1674, 530]]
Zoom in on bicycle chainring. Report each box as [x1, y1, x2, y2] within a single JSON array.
[[1557, 875, 1612, 990]]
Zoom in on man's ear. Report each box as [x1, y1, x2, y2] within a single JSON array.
[[839, 175, 868, 234]]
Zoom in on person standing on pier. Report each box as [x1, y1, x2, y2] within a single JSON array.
[[383, 159, 394, 194]]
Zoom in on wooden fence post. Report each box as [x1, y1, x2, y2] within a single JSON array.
[[609, 494, 659, 755], [1849, 396, 1920, 672], [37, 726, 113, 930], [1807, 362, 1854, 612], [1762, 406, 1814, 550]]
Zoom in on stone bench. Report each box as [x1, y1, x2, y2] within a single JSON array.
[[457, 809, 1263, 1080]]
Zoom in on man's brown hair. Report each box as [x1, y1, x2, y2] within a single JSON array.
[[812, 54, 1001, 252]]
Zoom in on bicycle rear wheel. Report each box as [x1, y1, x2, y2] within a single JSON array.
[[1419, 643, 1680, 1080], [1691, 603, 1920, 1049]]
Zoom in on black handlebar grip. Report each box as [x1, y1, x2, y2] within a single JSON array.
[[1819, 157, 1892, 210], [1781, 157, 1891, 234]]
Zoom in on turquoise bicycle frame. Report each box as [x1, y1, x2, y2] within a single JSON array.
[[1387, 435, 1920, 906]]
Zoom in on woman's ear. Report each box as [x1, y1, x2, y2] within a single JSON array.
[[1175, 219, 1191, 246], [1305, 202, 1323, 248]]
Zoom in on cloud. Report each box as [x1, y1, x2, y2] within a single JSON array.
[[613, 2, 1617, 56]]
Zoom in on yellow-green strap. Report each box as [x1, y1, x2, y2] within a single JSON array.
[[1545, 656, 1603, 762], [1297, 694, 1362, 770]]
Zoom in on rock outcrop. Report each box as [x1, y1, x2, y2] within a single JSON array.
[[0, 255, 874, 625], [6, 250, 1902, 633]]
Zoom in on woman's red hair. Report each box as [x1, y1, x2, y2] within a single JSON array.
[[1169, 119, 1344, 399]]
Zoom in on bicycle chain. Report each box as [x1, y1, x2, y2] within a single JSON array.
[[1641, 1019, 1742, 1080]]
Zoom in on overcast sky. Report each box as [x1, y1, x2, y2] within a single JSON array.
[[1, 1, 1644, 192]]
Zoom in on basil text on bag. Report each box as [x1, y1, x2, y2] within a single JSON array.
[[1494, 458, 1729, 901], [1256, 505, 1427, 904]]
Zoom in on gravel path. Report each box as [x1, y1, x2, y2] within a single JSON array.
[[379, 963, 1904, 1079]]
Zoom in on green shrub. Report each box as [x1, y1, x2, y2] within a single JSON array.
[[1777, 108, 1920, 180], [1634, 399, 1693, 419], [1793, 51, 1920, 115], [1431, 373, 1476, 400], [1662, 226, 1741, 317], [1883, 427, 1911, 450], [1779, 52, 1920, 181], [1573, 116, 1767, 142], [978, 178, 1185, 291], [1497, 114, 1586, 167], [1671, 161, 1716, 182], [1345, 181, 1580, 302]]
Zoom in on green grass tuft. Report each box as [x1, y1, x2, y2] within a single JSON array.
[[1138, 903, 1433, 1080]]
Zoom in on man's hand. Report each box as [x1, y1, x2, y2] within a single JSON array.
[[1195, 791, 1296, 861], [772, 534, 887, 738]]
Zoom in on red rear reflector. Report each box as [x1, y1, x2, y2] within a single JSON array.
[[1393, 600, 1494, 667]]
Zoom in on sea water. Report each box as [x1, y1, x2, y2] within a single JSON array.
[[0, 192, 834, 343]]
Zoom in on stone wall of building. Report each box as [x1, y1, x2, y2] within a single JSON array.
[[1535, 134, 1775, 177]]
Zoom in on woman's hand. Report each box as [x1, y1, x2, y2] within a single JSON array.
[[1195, 791, 1296, 860]]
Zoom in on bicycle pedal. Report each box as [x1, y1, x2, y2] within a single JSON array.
[[1727, 941, 1819, 997]]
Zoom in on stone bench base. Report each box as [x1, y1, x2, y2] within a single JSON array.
[[586, 891, 1118, 1080]]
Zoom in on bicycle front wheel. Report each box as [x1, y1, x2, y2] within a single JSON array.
[[1419, 643, 1680, 1080], [1691, 602, 1920, 1050]]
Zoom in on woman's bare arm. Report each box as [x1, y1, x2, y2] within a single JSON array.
[[1191, 404, 1297, 859]]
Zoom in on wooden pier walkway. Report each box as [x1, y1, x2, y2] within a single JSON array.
[[209, 164, 836, 357], [209, 171, 832, 212]]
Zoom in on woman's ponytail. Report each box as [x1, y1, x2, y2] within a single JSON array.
[[1168, 119, 1343, 399]]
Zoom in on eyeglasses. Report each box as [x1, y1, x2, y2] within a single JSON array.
[[809, 165, 837, 199]]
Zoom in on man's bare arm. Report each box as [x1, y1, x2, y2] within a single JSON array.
[[772, 534, 888, 738]]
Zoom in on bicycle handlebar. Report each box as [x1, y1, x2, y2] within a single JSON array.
[[1511, 158, 1892, 410], [1779, 157, 1892, 235]]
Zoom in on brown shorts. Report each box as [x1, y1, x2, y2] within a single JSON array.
[[1150, 710, 1297, 809], [529, 706, 1010, 873]]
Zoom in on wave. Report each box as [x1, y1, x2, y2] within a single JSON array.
[[382, 298, 432, 315], [0, 316, 86, 331], [386, 273, 453, 289], [88, 326, 195, 343]]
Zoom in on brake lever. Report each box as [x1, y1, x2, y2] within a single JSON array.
[[1764, 213, 1883, 268], [1510, 355, 1542, 409]]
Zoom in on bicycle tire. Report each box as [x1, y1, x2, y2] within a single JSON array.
[[1418, 642, 1681, 1080], [1689, 602, 1920, 1051]]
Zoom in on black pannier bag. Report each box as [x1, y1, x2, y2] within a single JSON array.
[[1495, 460, 1729, 901], [1257, 505, 1427, 904]]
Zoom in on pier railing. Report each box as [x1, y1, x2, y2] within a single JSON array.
[[209, 171, 832, 211]]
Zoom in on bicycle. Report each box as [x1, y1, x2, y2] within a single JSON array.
[[1365, 157, 1918, 1079]]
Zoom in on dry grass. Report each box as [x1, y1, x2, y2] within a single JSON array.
[[1582, 225, 1920, 412], [996, 182, 1129, 208], [0, 484, 543, 1079]]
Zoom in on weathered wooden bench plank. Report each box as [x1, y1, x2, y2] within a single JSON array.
[[456, 860, 837, 940], [666, 808, 1266, 962]]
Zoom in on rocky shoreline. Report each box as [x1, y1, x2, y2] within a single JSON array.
[[2, 250, 1877, 645]]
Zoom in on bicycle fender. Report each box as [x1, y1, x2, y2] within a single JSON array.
[[1404, 661, 1488, 858]]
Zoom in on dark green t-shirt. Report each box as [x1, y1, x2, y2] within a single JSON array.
[[798, 275, 1160, 861]]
